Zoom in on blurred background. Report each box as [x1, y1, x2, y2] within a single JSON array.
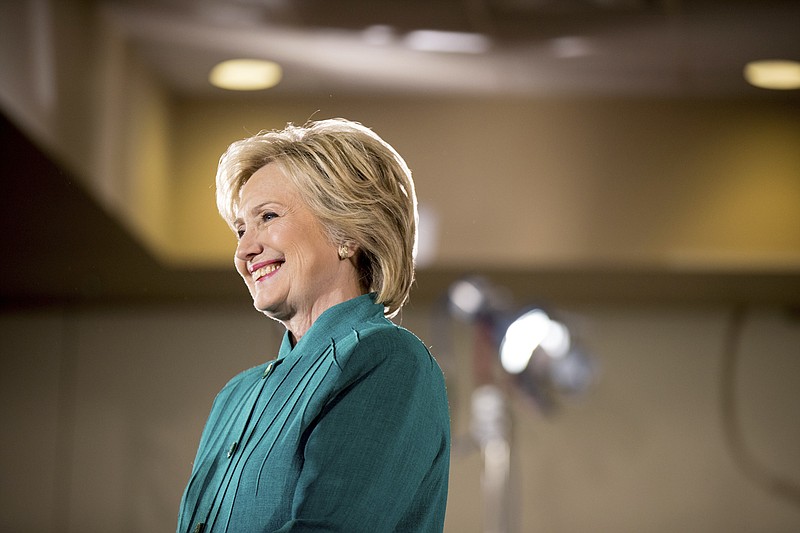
[[2, 0, 800, 531]]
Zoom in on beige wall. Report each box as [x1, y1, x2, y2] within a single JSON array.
[[171, 96, 800, 271], [3, 298, 799, 532]]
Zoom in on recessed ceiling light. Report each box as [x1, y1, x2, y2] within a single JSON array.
[[209, 59, 283, 91], [743, 59, 800, 90], [362, 25, 396, 46], [550, 36, 593, 59], [404, 30, 491, 54]]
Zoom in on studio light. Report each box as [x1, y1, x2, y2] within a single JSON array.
[[499, 308, 553, 374], [500, 308, 594, 414], [443, 276, 597, 533], [446, 276, 596, 406]]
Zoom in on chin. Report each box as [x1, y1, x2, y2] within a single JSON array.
[[253, 299, 284, 318], [253, 299, 272, 313]]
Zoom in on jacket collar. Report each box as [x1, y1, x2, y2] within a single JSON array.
[[277, 293, 383, 361]]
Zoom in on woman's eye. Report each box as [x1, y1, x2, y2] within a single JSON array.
[[236, 227, 245, 239], [262, 211, 277, 222]]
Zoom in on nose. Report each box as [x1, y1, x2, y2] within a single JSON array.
[[235, 229, 263, 263]]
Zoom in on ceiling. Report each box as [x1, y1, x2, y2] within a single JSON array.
[[105, 0, 800, 99]]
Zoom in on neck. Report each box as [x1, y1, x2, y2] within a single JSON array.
[[282, 287, 365, 346]]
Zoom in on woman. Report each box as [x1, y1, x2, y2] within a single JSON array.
[[177, 118, 450, 532]]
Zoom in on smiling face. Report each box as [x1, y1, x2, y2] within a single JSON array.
[[234, 163, 363, 341]]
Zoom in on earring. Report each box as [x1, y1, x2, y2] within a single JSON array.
[[338, 243, 349, 260]]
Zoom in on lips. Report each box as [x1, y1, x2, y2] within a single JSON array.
[[250, 261, 283, 281]]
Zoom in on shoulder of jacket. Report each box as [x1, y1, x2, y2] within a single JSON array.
[[331, 319, 431, 373]]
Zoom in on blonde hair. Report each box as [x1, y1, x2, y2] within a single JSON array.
[[216, 118, 418, 317]]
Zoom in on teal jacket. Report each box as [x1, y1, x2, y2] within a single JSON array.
[[178, 294, 450, 532]]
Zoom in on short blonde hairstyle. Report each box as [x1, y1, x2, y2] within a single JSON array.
[[216, 118, 418, 317]]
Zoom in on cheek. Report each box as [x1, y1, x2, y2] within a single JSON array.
[[234, 257, 250, 282]]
